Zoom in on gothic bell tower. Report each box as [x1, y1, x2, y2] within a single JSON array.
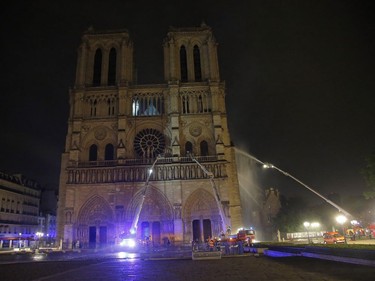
[[57, 24, 243, 249]]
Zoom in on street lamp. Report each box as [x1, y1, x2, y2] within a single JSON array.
[[336, 214, 347, 244], [303, 222, 311, 243], [303, 222, 320, 244], [36, 232, 44, 250], [235, 150, 353, 218]]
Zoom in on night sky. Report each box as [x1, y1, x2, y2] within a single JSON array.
[[1, 1, 374, 204]]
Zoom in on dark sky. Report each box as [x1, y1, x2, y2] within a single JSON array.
[[1, 1, 374, 203]]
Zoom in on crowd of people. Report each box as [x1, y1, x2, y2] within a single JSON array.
[[192, 236, 245, 255]]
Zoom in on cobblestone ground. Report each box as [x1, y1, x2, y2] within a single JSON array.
[[1, 255, 375, 281]]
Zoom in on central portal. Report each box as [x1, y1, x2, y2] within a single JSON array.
[[192, 219, 212, 242], [140, 221, 161, 245], [88, 226, 107, 248]]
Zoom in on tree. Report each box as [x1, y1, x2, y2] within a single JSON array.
[[362, 152, 375, 199], [273, 196, 318, 233]]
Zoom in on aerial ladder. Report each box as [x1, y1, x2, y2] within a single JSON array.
[[188, 153, 229, 236], [129, 154, 230, 238], [130, 155, 161, 234]]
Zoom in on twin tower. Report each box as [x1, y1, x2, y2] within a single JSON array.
[[57, 23, 243, 248]]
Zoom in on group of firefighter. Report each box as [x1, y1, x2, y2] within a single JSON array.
[[192, 235, 246, 255]]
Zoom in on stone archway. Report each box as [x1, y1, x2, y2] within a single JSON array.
[[126, 186, 174, 245], [183, 188, 221, 243], [76, 195, 115, 248]]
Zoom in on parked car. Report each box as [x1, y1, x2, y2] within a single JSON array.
[[323, 232, 345, 244]]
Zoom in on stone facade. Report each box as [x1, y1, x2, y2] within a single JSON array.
[[261, 188, 281, 241], [56, 24, 243, 248]]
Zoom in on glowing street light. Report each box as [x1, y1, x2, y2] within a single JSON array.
[[303, 221, 320, 244], [336, 214, 348, 244], [36, 232, 44, 250], [336, 214, 347, 225], [304, 222, 311, 243]]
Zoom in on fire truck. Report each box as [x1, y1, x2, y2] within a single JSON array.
[[237, 229, 256, 246]]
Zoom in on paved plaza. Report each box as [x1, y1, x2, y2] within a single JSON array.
[[0, 251, 374, 281]]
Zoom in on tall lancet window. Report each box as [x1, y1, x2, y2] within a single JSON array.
[[193, 45, 202, 81], [185, 141, 193, 156], [180, 45, 188, 82], [89, 144, 98, 161], [105, 143, 114, 160], [91, 100, 97, 116], [93, 49, 102, 86], [200, 140, 208, 156], [107, 98, 115, 116], [108, 48, 117, 86]]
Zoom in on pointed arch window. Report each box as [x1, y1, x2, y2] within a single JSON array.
[[93, 49, 102, 86], [107, 98, 115, 116], [182, 95, 190, 114], [105, 143, 114, 160], [198, 95, 203, 113], [89, 144, 98, 161], [91, 99, 97, 116], [193, 45, 202, 81], [180, 45, 188, 82], [108, 48, 117, 86], [185, 141, 193, 156], [132, 94, 164, 116], [200, 140, 209, 156]]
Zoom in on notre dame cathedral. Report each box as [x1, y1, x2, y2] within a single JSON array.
[[56, 23, 243, 248]]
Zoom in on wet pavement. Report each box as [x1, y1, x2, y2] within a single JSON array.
[[0, 250, 374, 281]]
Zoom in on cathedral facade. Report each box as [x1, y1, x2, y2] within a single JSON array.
[[56, 24, 243, 248]]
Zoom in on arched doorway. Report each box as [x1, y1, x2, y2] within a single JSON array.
[[183, 188, 221, 243], [192, 219, 212, 242], [76, 196, 114, 248], [127, 186, 173, 246]]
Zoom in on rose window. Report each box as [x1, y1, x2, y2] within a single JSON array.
[[134, 128, 165, 158]]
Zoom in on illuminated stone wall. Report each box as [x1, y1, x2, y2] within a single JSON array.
[[57, 24, 243, 249]]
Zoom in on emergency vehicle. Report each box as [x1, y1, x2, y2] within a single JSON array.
[[237, 229, 256, 246], [323, 231, 345, 244]]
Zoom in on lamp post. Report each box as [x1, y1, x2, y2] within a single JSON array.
[[303, 222, 311, 243], [36, 232, 44, 250], [235, 150, 353, 218], [303, 222, 320, 244], [336, 214, 347, 244]]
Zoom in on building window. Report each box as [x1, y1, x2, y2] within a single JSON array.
[[193, 45, 202, 81], [180, 46, 188, 82], [180, 90, 211, 114], [89, 144, 98, 161], [200, 140, 209, 156], [107, 98, 115, 116], [185, 141, 193, 156], [182, 95, 190, 114], [91, 99, 97, 116], [198, 95, 203, 113], [132, 94, 164, 116], [108, 48, 116, 85], [105, 144, 114, 160], [134, 128, 165, 158], [93, 49, 102, 86]]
